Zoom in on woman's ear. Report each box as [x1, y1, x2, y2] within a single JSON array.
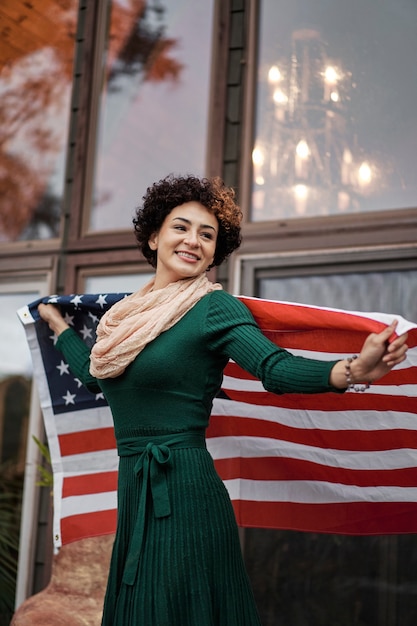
[[148, 233, 158, 250]]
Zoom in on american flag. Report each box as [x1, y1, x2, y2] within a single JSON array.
[[18, 294, 417, 549]]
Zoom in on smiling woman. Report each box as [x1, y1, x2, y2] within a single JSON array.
[[35, 172, 409, 626], [133, 174, 242, 272]]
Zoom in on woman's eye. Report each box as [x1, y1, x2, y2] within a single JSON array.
[[201, 232, 214, 240]]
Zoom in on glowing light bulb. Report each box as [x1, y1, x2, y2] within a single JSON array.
[[358, 161, 372, 184], [324, 66, 338, 84], [268, 65, 282, 83], [294, 184, 308, 199], [273, 89, 288, 105], [296, 140, 310, 159], [252, 147, 264, 166]]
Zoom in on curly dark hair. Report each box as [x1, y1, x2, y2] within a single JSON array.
[[133, 175, 242, 269]]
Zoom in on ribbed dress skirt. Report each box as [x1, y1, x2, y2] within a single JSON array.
[[101, 429, 262, 626]]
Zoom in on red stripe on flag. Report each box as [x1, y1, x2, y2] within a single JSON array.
[[214, 456, 417, 487], [62, 471, 118, 497], [232, 500, 417, 535], [217, 389, 417, 413], [208, 415, 417, 451], [239, 297, 388, 333], [61, 510, 117, 545], [59, 427, 117, 456], [225, 361, 417, 386]]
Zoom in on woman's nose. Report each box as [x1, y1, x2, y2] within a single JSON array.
[[184, 230, 199, 247]]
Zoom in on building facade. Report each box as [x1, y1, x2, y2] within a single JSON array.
[[1, 1, 417, 624]]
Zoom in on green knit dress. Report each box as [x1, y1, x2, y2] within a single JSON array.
[[56, 289, 338, 626]]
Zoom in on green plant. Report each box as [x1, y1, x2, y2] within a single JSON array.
[[32, 435, 53, 490], [0, 462, 23, 624]]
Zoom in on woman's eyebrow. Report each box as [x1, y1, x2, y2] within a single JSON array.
[[171, 216, 217, 232]]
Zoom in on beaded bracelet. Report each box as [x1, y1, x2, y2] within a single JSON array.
[[345, 355, 370, 392]]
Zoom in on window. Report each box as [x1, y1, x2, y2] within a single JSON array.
[[0, 276, 52, 617], [237, 252, 417, 625], [0, 1, 78, 242], [86, 0, 215, 233], [251, 0, 417, 221], [83, 271, 153, 293]]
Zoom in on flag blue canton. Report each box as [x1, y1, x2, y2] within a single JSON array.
[[30, 293, 128, 415]]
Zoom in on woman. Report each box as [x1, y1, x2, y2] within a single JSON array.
[[38, 175, 408, 626]]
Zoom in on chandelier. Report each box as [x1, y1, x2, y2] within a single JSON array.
[[252, 29, 378, 220]]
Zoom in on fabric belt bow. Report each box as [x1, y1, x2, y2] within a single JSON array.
[[117, 432, 206, 585]]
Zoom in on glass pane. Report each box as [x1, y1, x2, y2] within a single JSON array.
[[251, 0, 417, 221], [0, 3, 78, 241], [89, 0, 214, 232], [246, 531, 415, 626], [1, 293, 36, 461], [0, 290, 38, 621], [258, 269, 417, 322], [244, 267, 417, 625], [83, 272, 153, 293]]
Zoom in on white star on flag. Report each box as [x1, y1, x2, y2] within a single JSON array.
[[80, 325, 93, 340], [64, 312, 75, 326], [88, 311, 99, 323], [56, 361, 70, 376], [96, 294, 108, 308], [70, 295, 83, 308], [62, 390, 76, 405]]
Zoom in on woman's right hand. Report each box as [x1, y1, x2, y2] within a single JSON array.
[[38, 303, 70, 336]]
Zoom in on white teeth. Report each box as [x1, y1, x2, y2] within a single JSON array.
[[177, 252, 198, 260]]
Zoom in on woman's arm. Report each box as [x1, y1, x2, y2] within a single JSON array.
[[38, 302, 70, 336], [204, 291, 409, 394], [38, 303, 101, 393]]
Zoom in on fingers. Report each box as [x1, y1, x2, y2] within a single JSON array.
[[38, 303, 55, 322], [379, 319, 398, 342], [377, 319, 409, 367], [384, 342, 408, 366]]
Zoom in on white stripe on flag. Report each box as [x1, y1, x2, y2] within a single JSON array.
[[222, 375, 417, 396], [60, 450, 119, 473], [207, 436, 417, 470], [54, 406, 114, 435], [224, 478, 417, 504], [61, 491, 118, 518], [212, 398, 417, 431]]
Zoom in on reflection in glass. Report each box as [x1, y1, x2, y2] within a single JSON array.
[[89, 0, 214, 232], [252, 0, 417, 221], [0, 291, 37, 621], [84, 272, 154, 294], [258, 270, 417, 322], [0, 2, 78, 242]]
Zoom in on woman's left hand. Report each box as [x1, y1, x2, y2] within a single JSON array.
[[329, 320, 409, 389], [351, 320, 409, 383]]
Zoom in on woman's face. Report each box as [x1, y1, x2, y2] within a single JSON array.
[[148, 202, 218, 289]]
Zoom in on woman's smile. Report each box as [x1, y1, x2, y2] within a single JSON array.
[[176, 251, 201, 262]]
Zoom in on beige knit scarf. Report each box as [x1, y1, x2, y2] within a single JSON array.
[[90, 273, 222, 379]]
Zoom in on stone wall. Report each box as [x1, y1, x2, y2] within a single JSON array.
[[11, 535, 114, 626]]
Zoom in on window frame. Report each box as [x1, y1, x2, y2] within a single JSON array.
[[65, 0, 228, 250], [237, 0, 417, 256], [231, 242, 417, 297], [0, 269, 57, 608]]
